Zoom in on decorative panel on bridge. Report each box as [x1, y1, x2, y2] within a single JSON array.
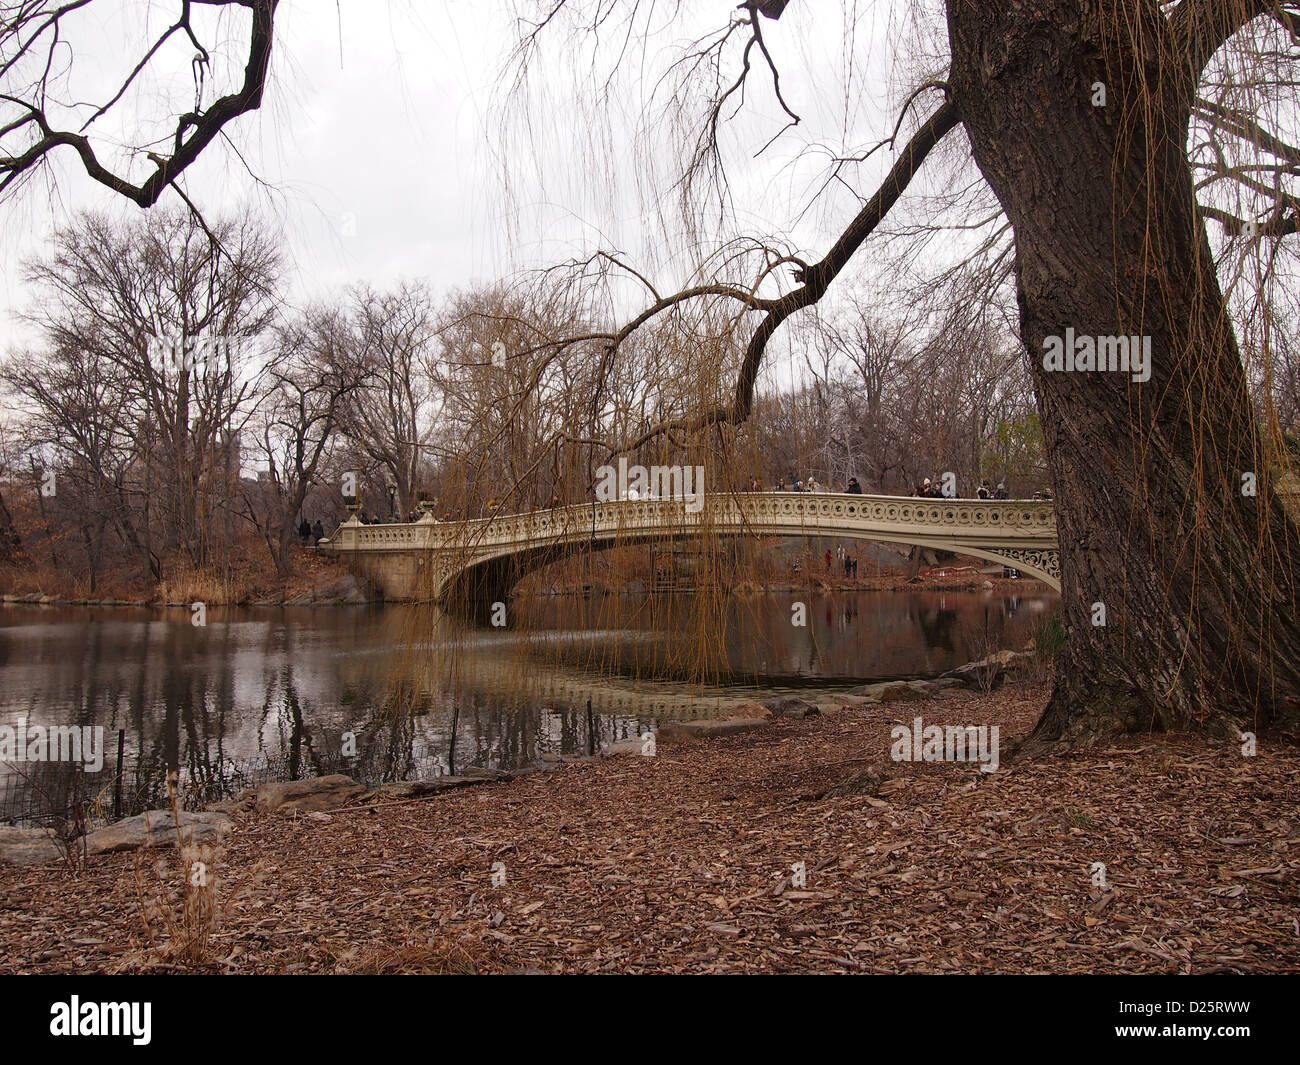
[[327, 492, 1061, 602]]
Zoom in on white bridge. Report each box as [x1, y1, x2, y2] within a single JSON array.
[[327, 491, 1060, 604]]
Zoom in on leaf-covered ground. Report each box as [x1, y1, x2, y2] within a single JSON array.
[[2, 679, 1297, 974]]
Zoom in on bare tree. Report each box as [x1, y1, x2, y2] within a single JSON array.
[[338, 283, 443, 521], [14, 207, 281, 575], [242, 306, 366, 576]]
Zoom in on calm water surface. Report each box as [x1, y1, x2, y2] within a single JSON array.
[[0, 589, 1056, 824]]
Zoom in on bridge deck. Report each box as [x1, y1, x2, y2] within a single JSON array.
[[328, 492, 1062, 599]]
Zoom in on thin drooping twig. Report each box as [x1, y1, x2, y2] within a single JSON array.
[[609, 97, 961, 458]]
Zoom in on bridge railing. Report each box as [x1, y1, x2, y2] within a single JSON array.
[[328, 491, 1057, 554]]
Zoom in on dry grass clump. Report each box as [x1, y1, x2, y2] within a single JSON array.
[[132, 773, 219, 965]]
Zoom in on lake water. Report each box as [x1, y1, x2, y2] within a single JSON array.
[[0, 589, 1056, 825]]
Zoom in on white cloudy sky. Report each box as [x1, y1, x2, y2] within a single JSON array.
[[0, 1, 936, 367]]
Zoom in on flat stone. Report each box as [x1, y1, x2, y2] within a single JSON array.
[[460, 767, 513, 781], [600, 739, 651, 757], [254, 774, 367, 814], [721, 701, 772, 720], [0, 826, 62, 865], [762, 697, 820, 718], [821, 693, 873, 708], [851, 681, 931, 702], [83, 810, 233, 854], [656, 718, 769, 742]]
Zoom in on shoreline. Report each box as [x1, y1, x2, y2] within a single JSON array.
[[0, 574, 1053, 610], [2, 664, 1295, 974]]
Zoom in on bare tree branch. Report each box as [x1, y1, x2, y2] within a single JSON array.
[[611, 97, 962, 456], [0, 0, 278, 206]]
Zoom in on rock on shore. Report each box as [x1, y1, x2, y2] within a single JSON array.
[[83, 810, 233, 854]]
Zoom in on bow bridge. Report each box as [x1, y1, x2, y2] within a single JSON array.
[[327, 491, 1060, 604]]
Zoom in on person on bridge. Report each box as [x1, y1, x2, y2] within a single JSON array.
[[846, 477, 862, 494], [977, 480, 992, 500], [994, 482, 1009, 500], [313, 519, 325, 547]]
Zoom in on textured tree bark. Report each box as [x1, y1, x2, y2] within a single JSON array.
[[947, 0, 1300, 746]]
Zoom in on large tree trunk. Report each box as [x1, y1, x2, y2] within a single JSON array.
[[947, 0, 1300, 746]]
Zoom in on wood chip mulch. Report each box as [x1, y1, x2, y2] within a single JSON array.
[[2, 679, 1298, 974]]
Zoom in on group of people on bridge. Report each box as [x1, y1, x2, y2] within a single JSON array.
[[297, 518, 326, 546], [914, 477, 1013, 500], [746, 474, 1032, 500], [342, 473, 1055, 528]]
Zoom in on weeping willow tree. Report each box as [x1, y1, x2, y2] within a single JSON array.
[[497, 0, 1300, 747], [393, 277, 758, 697]]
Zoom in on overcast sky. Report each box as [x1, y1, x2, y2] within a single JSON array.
[[0, 0, 923, 378]]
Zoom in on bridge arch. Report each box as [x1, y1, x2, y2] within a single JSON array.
[[443, 526, 1060, 605]]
